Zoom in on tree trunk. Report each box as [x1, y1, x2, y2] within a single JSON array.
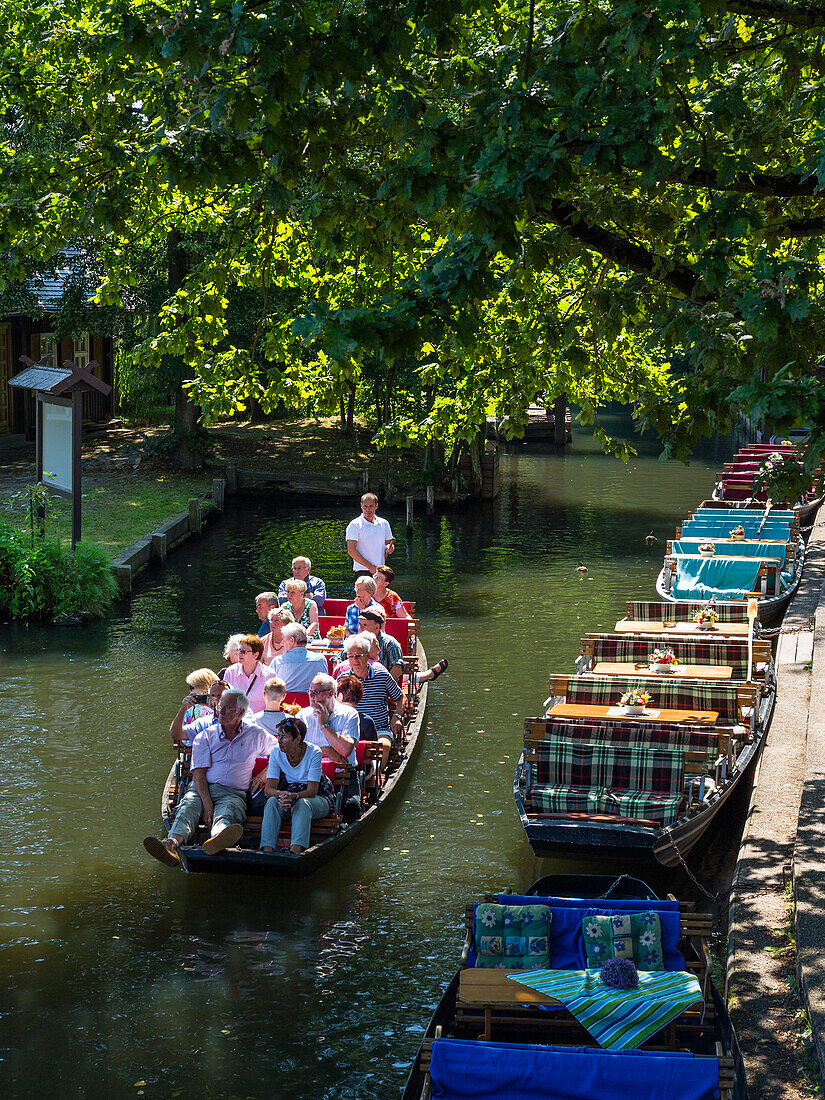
[[167, 230, 202, 469], [339, 396, 347, 433], [553, 394, 567, 449], [468, 435, 483, 495]]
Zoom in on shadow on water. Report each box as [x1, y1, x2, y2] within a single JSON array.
[[0, 423, 739, 1097]]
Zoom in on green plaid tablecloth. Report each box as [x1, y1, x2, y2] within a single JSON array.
[[507, 968, 703, 1050]]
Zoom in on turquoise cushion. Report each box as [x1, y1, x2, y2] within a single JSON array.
[[582, 911, 665, 971], [475, 903, 552, 969]]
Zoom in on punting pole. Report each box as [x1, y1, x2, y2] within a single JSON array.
[[747, 598, 759, 681]]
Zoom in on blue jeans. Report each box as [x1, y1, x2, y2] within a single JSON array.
[[169, 782, 247, 844], [260, 795, 330, 850]]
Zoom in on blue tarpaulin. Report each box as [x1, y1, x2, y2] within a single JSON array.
[[671, 556, 763, 600], [428, 1039, 721, 1100]]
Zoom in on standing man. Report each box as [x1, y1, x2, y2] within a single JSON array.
[[142, 689, 276, 866], [254, 592, 279, 637], [278, 556, 326, 613], [346, 493, 394, 577]]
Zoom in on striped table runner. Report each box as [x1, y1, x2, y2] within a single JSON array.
[[507, 968, 702, 1050]]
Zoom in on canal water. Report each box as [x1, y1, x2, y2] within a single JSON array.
[[0, 422, 736, 1097]]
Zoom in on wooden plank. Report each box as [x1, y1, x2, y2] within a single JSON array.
[[614, 620, 751, 637], [458, 968, 560, 1007], [593, 662, 733, 680], [548, 703, 720, 725]]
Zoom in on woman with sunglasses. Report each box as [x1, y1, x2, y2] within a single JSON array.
[[260, 716, 334, 855]]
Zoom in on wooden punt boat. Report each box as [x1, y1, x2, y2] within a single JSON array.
[[710, 485, 823, 526], [655, 535, 804, 628], [514, 648, 775, 866], [159, 640, 428, 877], [402, 876, 748, 1100]]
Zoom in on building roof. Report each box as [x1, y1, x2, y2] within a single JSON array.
[[9, 360, 111, 396]]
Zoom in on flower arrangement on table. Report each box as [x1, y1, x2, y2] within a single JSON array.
[[698, 541, 715, 556], [729, 524, 745, 540], [281, 702, 302, 716], [600, 958, 639, 990], [620, 689, 651, 710], [692, 607, 718, 624], [649, 647, 677, 667], [324, 624, 347, 646]]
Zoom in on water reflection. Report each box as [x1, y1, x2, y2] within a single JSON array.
[[0, 428, 735, 1097]]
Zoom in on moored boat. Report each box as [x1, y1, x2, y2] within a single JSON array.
[[402, 877, 748, 1099], [514, 604, 774, 865], [159, 636, 428, 877]]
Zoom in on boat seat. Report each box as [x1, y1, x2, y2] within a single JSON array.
[[578, 633, 772, 682], [625, 600, 752, 624]]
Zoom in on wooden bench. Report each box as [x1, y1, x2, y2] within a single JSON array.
[[578, 633, 772, 682]]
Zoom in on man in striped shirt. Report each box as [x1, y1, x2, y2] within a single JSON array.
[[333, 633, 402, 769]]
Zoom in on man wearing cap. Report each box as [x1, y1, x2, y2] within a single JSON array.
[[357, 605, 403, 683], [142, 688, 276, 867], [278, 556, 326, 613], [346, 493, 394, 576]]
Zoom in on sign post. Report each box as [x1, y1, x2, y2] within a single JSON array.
[[9, 358, 111, 550]]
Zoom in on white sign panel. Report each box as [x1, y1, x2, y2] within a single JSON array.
[[42, 402, 73, 494]]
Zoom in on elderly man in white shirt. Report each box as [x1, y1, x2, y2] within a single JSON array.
[[299, 672, 363, 823], [346, 492, 395, 576], [143, 689, 276, 867]]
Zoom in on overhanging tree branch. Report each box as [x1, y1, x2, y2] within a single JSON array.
[[725, 0, 825, 28]]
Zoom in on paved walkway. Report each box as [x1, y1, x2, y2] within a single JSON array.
[[727, 512, 825, 1097]]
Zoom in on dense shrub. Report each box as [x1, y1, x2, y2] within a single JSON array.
[[0, 522, 118, 622]]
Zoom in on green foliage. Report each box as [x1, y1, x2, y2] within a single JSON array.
[[0, 521, 118, 622], [751, 452, 821, 506], [3, 0, 825, 469]]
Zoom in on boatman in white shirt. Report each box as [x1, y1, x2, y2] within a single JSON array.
[[346, 492, 394, 577], [142, 689, 276, 867]]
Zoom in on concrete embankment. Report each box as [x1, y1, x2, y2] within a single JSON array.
[[727, 511, 825, 1097]]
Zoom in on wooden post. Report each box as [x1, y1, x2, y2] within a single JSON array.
[[226, 464, 238, 493], [188, 498, 201, 535], [71, 391, 82, 549], [212, 477, 226, 512], [406, 495, 414, 530], [151, 532, 167, 562], [426, 485, 435, 515], [553, 394, 567, 449]]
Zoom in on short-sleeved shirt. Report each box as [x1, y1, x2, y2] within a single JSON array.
[[298, 700, 360, 766], [378, 630, 403, 671], [379, 589, 407, 618], [345, 514, 393, 572], [345, 598, 382, 635], [222, 661, 275, 714], [278, 574, 326, 613], [257, 621, 271, 637], [190, 719, 277, 790], [274, 647, 328, 692], [347, 664, 402, 732], [266, 741, 323, 788]]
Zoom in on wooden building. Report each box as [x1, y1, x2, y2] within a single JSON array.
[[0, 258, 115, 437]]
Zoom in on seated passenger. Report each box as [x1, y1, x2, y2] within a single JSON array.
[[333, 634, 402, 769], [344, 575, 382, 634], [223, 634, 275, 713], [260, 716, 335, 855], [372, 565, 411, 619], [282, 578, 320, 638], [262, 606, 295, 665], [357, 605, 403, 682], [254, 592, 279, 637], [218, 633, 246, 679], [278, 556, 326, 613], [169, 664, 220, 743], [336, 673, 378, 744], [274, 623, 328, 692], [299, 672, 361, 823], [143, 689, 276, 866]]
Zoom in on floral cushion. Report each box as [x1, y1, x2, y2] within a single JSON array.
[[582, 911, 665, 971], [474, 903, 552, 970]]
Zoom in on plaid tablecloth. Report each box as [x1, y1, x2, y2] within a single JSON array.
[[507, 968, 703, 1050]]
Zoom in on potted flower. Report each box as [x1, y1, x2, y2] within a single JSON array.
[[325, 624, 347, 647], [620, 689, 651, 715], [698, 541, 715, 557], [692, 608, 719, 628], [649, 647, 678, 673], [729, 525, 745, 541]]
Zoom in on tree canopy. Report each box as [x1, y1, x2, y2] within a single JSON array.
[[2, 0, 825, 466]]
